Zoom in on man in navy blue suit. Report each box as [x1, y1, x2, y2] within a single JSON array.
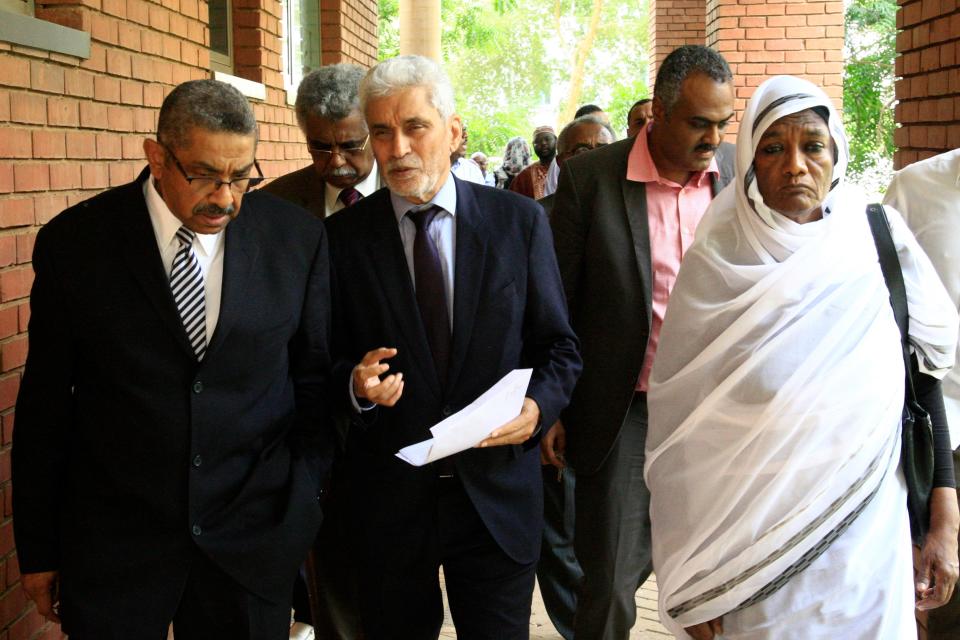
[[325, 55, 582, 640]]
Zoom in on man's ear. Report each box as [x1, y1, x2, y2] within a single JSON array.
[[448, 115, 463, 154], [652, 96, 667, 124], [144, 139, 167, 179]]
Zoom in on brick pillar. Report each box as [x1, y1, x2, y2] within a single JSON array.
[[706, 0, 844, 135], [321, 0, 378, 66], [648, 0, 706, 88], [893, 0, 960, 169]]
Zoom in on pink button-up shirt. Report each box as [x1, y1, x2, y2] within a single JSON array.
[[627, 126, 718, 391]]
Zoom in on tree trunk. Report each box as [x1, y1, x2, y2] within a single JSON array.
[[559, 0, 604, 123]]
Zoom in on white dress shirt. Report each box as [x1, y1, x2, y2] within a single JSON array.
[[885, 149, 960, 448], [451, 158, 486, 186], [542, 157, 559, 197], [323, 161, 381, 217], [144, 177, 225, 343]]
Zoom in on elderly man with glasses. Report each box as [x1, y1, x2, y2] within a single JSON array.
[[13, 79, 333, 639], [265, 64, 382, 218]]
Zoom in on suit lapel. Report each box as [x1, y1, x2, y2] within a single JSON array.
[[364, 194, 443, 399], [620, 167, 654, 328], [446, 180, 487, 394], [119, 171, 198, 358], [205, 204, 259, 357]]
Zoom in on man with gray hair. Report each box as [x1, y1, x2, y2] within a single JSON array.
[[325, 55, 581, 639], [551, 44, 736, 639], [265, 63, 379, 217], [13, 79, 332, 638]]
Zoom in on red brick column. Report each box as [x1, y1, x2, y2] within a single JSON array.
[[706, 0, 844, 135], [892, 0, 959, 168], [322, 0, 378, 66], [648, 0, 706, 89]]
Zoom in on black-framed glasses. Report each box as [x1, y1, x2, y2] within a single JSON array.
[[161, 142, 265, 194], [307, 135, 369, 160]]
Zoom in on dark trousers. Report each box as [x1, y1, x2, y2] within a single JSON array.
[[573, 393, 652, 640], [292, 484, 363, 639], [359, 477, 537, 640], [64, 546, 292, 640], [926, 448, 960, 638], [537, 464, 581, 640]]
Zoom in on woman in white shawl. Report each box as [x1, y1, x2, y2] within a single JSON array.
[[645, 75, 960, 639]]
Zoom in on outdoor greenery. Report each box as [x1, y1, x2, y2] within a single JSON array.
[[378, 0, 650, 157], [843, 0, 897, 186]]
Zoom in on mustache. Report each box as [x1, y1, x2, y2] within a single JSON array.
[[695, 143, 718, 153], [386, 157, 422, 172], [329, 166, 358, 178], [193, 203, 235, 217]]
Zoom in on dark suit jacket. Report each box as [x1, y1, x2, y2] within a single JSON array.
[[12, 169, 333, 624], [551, 138, 734, 475], [325, 177, 581, 565], [262, 164, 327, 218]]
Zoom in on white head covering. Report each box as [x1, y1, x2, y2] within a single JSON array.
[[645, 76, 957, 635]]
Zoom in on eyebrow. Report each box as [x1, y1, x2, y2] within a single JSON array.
[[691, 113, 735, 126], [760, 126, 830, 140]]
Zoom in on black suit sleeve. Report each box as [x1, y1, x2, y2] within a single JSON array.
[[549, 162, 586, 315], [522, 204, 582, 431], [12, 227, 74, 573], [287, 222, 335, 491], [912, 355, 956, 489]]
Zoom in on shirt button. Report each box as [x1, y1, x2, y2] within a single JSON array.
[[192, 381, 204, 394], [441, 406, 453, 417], [192, 524, 202, 536], [192, 454, 202, 468]]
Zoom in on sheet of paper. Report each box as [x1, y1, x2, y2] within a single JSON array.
[[396, 368, 533, 467]]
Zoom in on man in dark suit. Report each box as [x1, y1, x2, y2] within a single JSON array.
[[550, 45, 736, 640], [325, 55, 581, 640], [264, 63, 380, 218], [12, 79, 332, 639]]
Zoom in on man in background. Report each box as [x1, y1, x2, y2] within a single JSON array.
[[265, 64, 380, 217], [511, 125, 557, 199], [626, 99, 653, 138], [450, 121, 486, 185], [884, 148, 960, 639], [471, 151, 497, 187]]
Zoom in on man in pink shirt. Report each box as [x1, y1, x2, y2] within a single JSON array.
[[549, 45, 736, 640]]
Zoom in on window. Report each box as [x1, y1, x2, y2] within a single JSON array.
[[209, 0, 233, 74], [281, 0, 320, 97]]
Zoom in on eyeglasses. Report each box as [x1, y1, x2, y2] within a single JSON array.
[[307, 135, 369, 160], [161, 142, 265, 194]]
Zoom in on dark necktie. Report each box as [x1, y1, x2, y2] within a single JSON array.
[[170, 227, 206, 360], [408, 206, 451, 386], [339, 187, 362, 207]]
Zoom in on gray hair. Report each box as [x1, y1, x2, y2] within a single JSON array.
[[654, 45, 733, 115], [360, 55, 456, 120], [295, 64, 366, 127], [157, 79, 257, 150], [557, 115, 615, 154]]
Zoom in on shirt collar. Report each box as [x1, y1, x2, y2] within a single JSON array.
[[391, 172, 458, 224], [626, 125, 719, 188], [323, 161, 381, 213], [143, 176, 223, 257]]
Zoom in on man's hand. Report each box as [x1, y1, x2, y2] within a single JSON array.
[[478, 397, 540, 448], [916, 486, 960, 610], [22, 571, 60, 623], [685, 617, 723, 640], [352, 348, 403, 407], [540, 420, 566, 468]]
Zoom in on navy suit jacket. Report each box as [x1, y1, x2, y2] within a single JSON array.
[[12, 170, 333, 627], [325, 176, 581, 564]]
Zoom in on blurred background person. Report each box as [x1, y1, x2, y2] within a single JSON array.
[[450, 121, 486, 185], [510, 126, 557, 199], [626, 99, 653, 138], [471, 151, 496, 187], [496, 136, 531, 189]]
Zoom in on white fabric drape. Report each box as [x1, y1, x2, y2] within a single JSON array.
[[645, 75, 957, 638]]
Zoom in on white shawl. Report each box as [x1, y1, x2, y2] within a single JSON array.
[[644, 75, 957, 635]]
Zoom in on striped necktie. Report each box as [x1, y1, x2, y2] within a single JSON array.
[[339, 187, 362, 207], [170, 227, 206, 360]]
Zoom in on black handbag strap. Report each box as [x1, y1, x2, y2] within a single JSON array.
[[866, 203, 918, 401]]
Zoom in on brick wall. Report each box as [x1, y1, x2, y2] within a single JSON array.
[[648, 0, 706, 90], [893, 0, 959, 169], [706, 0, 844, 134], [0, 0, 376, 635]]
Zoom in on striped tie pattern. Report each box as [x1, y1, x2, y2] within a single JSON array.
[[170, 227, 206, 360]]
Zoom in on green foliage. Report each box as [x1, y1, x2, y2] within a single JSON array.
[[843, 0, 896, 175], [377, 0, 650, 157]]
